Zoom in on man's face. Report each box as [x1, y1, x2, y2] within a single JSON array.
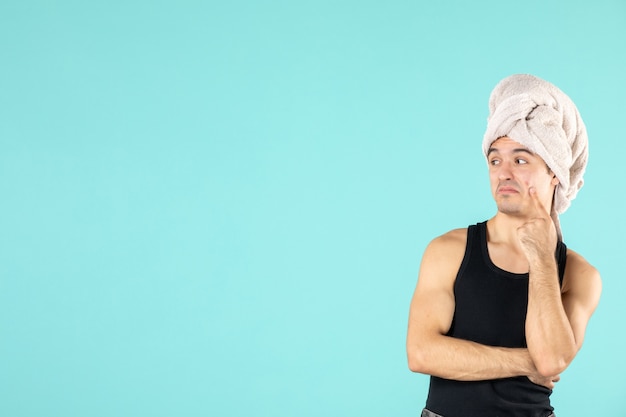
[[487, 136, 559, 217]]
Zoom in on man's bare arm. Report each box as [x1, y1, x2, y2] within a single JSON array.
[[406, 229, 548, 384], [518, 188, 602, 377], [525, 249, 601, 376]]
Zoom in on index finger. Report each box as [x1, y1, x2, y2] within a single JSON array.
[[528, 186, 550, 217]]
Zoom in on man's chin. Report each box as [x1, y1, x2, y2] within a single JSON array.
[[497, 204, 525, 216]]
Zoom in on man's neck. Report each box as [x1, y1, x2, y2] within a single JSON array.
[[486, 213, 531, 246]]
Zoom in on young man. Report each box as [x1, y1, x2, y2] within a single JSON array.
[[406, 74, 602, 417]]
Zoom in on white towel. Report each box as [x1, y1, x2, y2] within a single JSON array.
[[482, 74, 588, 237]]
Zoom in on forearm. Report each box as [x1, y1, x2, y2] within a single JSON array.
[[408, 333, 535, 381], [526, 259, 577, 376]]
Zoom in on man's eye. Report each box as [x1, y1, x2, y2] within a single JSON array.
[[516, 158, 528, 165], [490, 159, 500, 165]]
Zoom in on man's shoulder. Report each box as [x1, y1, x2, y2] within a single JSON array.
[[431, 227, 469, 247], [565, 248, 601, 279], [425, 227, 469, 257], [420, 227, 470, 280]]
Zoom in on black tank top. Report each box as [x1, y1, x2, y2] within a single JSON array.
[[425, 221, 567, 417]]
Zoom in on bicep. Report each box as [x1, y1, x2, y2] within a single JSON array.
[[407, 284, 455, 342], [407, 234, 464, 346], [561, 253, 602, 350]]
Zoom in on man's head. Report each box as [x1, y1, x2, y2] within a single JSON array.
[[482, 74, 589, 234], [488, 136, 559, 216]]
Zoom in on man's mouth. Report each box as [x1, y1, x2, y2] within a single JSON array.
[[497, 185, 520, 194]]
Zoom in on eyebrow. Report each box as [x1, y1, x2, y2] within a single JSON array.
[[487, 147, 534, 156]]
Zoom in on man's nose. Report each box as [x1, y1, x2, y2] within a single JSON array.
[[498, 162, 513, 180]]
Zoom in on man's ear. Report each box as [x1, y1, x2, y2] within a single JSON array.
[[551, 174, 560, 186]]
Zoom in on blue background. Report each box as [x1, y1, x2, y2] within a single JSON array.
[[1, 1, 624, 415]]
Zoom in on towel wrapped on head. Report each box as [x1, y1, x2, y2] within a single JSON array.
[[482, 74, 588, 236]]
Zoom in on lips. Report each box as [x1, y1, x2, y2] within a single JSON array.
[[497, 184, 520, 194]]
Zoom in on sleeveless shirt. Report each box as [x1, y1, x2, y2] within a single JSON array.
[[424, 221, 567, 417]]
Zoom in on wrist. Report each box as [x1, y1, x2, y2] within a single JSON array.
[[521, 349, 537, 376], [509, 348, 536, 376], [528, 256, 557, 275]]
